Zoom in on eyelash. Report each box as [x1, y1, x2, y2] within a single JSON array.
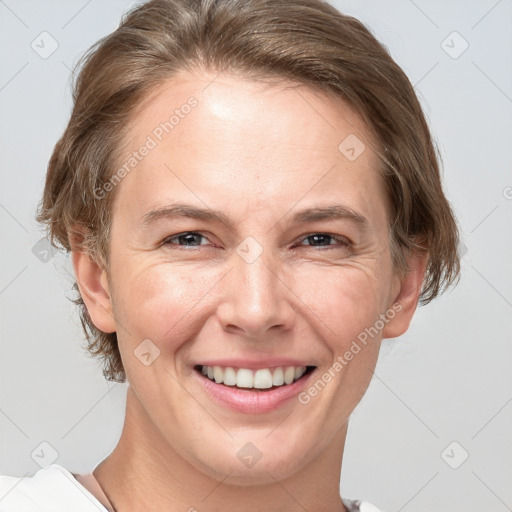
[[162, 231, 351, 251]]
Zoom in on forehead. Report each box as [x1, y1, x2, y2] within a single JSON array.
[[112, 70, 388, 231]]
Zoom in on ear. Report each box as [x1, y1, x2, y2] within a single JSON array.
[[70, 234, 116, 334], [382, 249, 428, 339]]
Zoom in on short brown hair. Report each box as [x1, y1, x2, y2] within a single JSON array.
[[37, 0, 460, 383]]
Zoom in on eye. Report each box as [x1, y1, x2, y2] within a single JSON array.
[[295, 233, 351, 250], [162, 231, 351, 251], [162, 231, 211, 248]]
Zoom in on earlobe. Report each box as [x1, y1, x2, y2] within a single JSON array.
[[382, 250, 428, 339], [71, 250, 117, 334]]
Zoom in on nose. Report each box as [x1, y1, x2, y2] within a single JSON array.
[[216, 249, 295, 339]]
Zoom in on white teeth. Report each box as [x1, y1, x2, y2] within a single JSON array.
[[236, 368, 253, 388], [199, 365, 311, 389], [253, 369, 273, 389], [213, 366, 223, 384], [223, 367, 237, 386], [272, 367, 284, 386], [284, 366, 295, 385], [295, 366, 307, 380]]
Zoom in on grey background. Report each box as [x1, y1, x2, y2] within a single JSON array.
[[1, 1, 511, 511]]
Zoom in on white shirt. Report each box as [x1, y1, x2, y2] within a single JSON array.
[[0, 464, 385, 512]]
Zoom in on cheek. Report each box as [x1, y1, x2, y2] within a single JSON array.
[[292, 262, 389, 349], [112, 260, 216, 348]]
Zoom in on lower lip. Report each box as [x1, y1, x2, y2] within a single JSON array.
[[193, 368, 316, 414]]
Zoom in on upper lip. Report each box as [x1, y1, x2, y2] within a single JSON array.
[[194, 358, 316, 370]]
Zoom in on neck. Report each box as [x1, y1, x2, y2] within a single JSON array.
[[94, 386, 348, 512]]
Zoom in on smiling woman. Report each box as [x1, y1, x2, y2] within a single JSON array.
[[0, 0, 460, 511]]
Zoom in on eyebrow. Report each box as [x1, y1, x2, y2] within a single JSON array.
[[141, 202, 369, 232]]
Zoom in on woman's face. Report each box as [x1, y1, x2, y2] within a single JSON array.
[[86, 70, 413, 483]]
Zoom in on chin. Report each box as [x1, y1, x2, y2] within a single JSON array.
[[188, 436, 313, 486]]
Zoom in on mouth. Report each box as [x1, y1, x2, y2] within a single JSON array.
[[193, 364, 316, 390], [192, 364, 317, 413]]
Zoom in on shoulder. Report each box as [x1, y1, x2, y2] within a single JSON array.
[[342, 498, 387, 512], [0, 464, 107, 511], [1, 468, 384, 512]]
